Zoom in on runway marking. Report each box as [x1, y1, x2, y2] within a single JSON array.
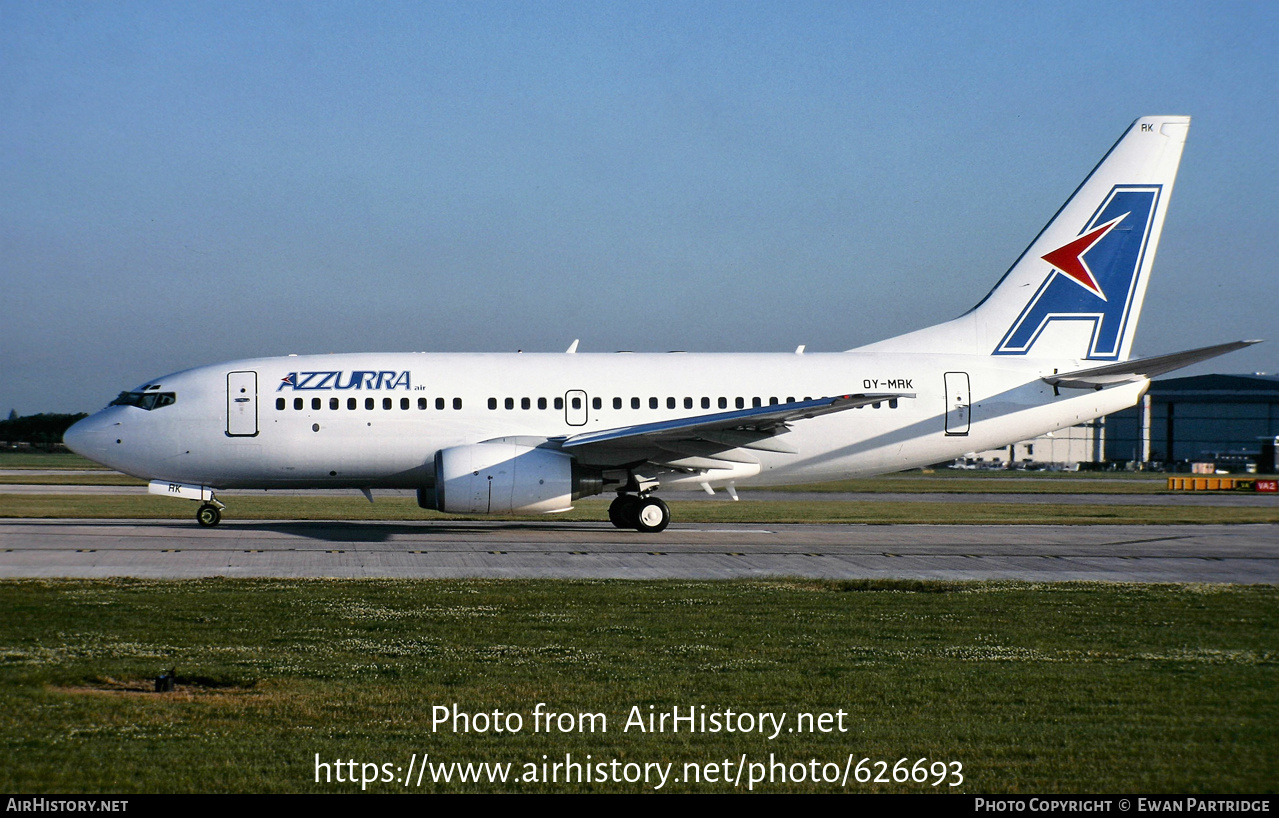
[[1106, 534, 1197, 546]]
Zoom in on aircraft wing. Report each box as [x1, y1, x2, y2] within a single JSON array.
[[1043, 340, 1261, 390], [556, 392, 912, 468]]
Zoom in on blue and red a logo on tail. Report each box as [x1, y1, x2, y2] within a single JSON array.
[[994, 185, 1161, 360]]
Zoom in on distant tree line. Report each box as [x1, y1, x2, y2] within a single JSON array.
[[0, 412, 88, 451]]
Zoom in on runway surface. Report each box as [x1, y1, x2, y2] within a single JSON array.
[[1, 519, 1275, 583]]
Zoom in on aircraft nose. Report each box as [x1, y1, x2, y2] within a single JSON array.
[[62, 413, 113, 464], [62, 416, 93, 457]]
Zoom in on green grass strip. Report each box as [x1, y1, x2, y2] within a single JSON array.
[[0, 453, 108, 470], [0, 578, 1273, 793]]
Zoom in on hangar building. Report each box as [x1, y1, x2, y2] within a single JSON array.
[[1104, 373, 1279, 471], [962, 374, 1279, 472]]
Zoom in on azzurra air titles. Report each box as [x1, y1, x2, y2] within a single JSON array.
[[279, 370, 415, 391]]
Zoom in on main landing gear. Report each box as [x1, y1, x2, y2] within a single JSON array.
[[196, 499, 225, 527], [608, 493, 670, 533]]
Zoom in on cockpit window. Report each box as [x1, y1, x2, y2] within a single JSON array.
[[110, 391, 177, 410]]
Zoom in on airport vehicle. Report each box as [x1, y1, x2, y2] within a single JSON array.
[[63, 116, 1256, 531]]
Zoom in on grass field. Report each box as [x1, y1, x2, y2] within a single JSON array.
[[0, 452, 108, 470], [0, 578, 1274, 793]]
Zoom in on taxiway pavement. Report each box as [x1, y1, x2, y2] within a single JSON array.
[[1, 519, 1274, 583]]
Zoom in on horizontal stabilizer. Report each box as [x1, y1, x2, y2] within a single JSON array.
[[1043, 340, 1261, 389]]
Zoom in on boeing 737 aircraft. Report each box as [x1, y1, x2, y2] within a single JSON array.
[[64, 116, 1256, 531]]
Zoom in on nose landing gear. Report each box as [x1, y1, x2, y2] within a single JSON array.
[[196, 500, 225, 527]]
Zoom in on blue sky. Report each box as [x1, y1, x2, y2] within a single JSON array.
[[2, 0, 1276, 413]]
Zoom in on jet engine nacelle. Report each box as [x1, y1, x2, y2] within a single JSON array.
[[420, 442, 602, 514]]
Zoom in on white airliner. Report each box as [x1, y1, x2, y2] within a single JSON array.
[[64, 116, 1256, 531]]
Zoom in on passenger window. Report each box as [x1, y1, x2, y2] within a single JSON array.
[[684, 397, 693, 409], [718, 397, 727, 409], [453, 398, 462, 410], [554, 397, 564, 410], [294, 398, 304, 410], [383, 397, 392, 410], [436, 398, 445, 410], [310, 398, 319, 410], [769, 397, 779, 405], [276, 398, 285, 410], [365, 398, 375, 410], [348, 398, 357, 410], [538, 397, 547, 410], [631, 397, 640, 409], [401, 398, 410, 410], [613, 397, 622, 410], [572, 397, 582, 410], [649, 397, 658, 409], [735, 397, 744, 409], [488, 398, 497, 410], [418, 397, 427, 409], [592, 397, 601, 410], [752, 397, 761, 408], [701, 397, 710, 409], [521, 397, 531, 410], [666, 397, 676, 409], [787, 396, 795, 403], [504, 398, 514, 410], [331, 397, 340, 410]]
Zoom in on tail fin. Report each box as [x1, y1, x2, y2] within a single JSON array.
[[855, 116, 1190, 362]]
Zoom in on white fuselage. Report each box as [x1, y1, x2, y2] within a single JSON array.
[[65, 350, 1147, 493]]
